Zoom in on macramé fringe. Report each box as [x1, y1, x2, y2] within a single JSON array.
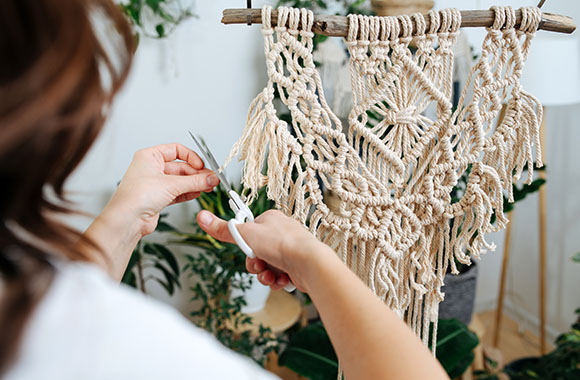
[[223, 5, 543, 353]]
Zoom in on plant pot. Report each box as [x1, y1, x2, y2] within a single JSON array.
[[438, 262, 479, 325], [371, 0, 434, 17], [504, 356, 540, 379], [230, 273, 271, 314]]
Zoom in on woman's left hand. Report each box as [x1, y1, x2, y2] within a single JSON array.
[[106, 143, 220, 237], [82, 143, 220, 280]]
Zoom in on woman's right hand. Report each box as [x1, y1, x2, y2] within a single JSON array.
[[200, 209, 449, 380], [197, 209, 331, 292]]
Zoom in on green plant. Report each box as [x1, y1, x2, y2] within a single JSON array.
[[434, 318, 480, 378], [279, 321, 339, 380], [121, 214, 181, 295], [476, 257, 580, 380], [174, 184, 281, 364], [499, 254, 580, 379], [119, 0, 195, 39], [500, 309, 580, 380], [278, 318, 479, 380]]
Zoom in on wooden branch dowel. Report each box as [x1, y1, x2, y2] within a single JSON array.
[[222, 9, 576, 36]]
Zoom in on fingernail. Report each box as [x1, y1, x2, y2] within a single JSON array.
[[198, 211, 213, 226], [277, 277, 287, 285], [206, 174, 219, 187]]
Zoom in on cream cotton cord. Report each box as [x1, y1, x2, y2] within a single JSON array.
[[223, 5, 543, 354]]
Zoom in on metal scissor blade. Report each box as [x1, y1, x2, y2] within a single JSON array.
[[188, 131, 233, 193]]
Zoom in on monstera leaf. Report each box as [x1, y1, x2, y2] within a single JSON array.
[[435, 318, 479, 378], [278, 322, 338, 380]]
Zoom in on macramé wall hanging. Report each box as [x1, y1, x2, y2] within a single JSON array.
[[221, 4, 576, 351]]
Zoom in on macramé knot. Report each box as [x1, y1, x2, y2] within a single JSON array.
[[224, 5, 543, 358]]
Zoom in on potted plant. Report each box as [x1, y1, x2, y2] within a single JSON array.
[[475, 307, 580, 380], [498, 253, 580, 380]]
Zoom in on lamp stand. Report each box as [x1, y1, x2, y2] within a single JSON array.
[[538, 106, 547, 355], [493, 210, 513, 347]]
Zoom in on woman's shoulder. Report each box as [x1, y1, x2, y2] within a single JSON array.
[[5, 260, 279, 380]]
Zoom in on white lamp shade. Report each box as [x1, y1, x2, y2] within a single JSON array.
[[520, 34, 580, 106]]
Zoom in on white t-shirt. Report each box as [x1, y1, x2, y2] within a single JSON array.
[[4, 261, 280, 380]]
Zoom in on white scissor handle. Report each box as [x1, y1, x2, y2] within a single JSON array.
[[228, 218, 255, 258], [227, 192, 296, 292]]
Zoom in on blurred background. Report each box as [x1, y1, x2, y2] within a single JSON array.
[[63, 0, 580, 378]]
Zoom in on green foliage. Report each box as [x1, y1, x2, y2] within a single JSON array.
[[121, 214, 181, 295], [434, 318, 480, 378], [572, 252, 580, 263], [278, 322, 339, 380], [119, 0, 195, 39], [279, 318, 479, 379], [178, 184, 280, 365]]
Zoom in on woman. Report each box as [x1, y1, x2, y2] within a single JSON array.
[[0, 0, 448, 379]]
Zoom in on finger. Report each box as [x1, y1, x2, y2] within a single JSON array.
[[269, 283, 285, 291], [266, 273, 289, 291], [173, 192, 200, 204], [164, 162, 206, 176], [197, 210, 235, 244], [169, 172, 219, 195], [246, 257, 267, 274], [155, 143, 204, 169], [275, 273, 290, 287], [246, 257, 258, 273], [257, 270, 275, 286]]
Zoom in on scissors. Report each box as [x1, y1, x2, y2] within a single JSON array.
[[189, 132, 296, 292]]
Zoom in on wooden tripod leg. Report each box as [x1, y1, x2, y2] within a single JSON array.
[[538, 107, 547, 355], [492, 103, 509, 348], [493, 211, 513, 347]]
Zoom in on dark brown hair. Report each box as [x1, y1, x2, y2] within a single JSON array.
[[0, 0, 134, 374]]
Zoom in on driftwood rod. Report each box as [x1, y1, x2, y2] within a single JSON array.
[[222, 8, 576, 36]]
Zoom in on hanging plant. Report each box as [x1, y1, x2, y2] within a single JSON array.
[[119, 0, 196, 39]]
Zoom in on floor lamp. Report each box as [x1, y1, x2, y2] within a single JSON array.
[[493, 34, 580, 354]]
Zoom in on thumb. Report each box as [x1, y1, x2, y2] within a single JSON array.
[[197, 210, 235, 244], [169, 173, 219, 195]]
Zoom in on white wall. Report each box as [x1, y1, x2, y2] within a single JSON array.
[[65, 0, 580, 335]]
